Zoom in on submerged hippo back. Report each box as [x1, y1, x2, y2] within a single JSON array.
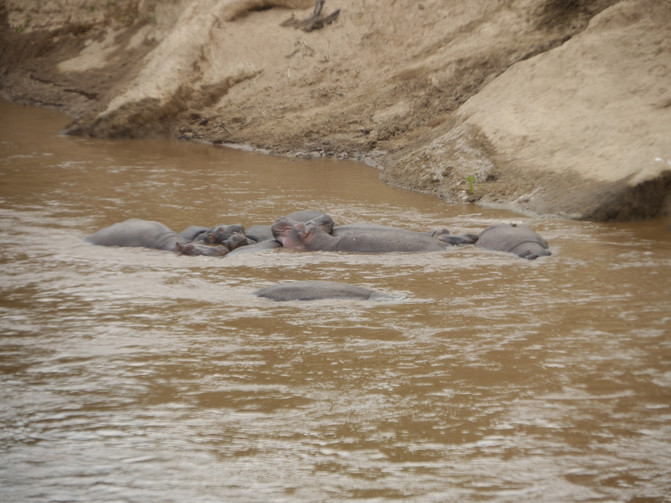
[[476, 223, 551, 259], [254, 280, 389, 301]]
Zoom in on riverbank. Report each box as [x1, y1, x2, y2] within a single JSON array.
[[2, 0, 669, 220]]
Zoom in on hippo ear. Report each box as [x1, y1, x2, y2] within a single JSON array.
[[271, 221, 288, 233], [432, 228, 451, 237]]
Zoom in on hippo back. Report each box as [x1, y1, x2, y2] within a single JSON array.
[[85, 218, 179, 251], [254, 280, 388, 301], [245, 224, 274, 243]]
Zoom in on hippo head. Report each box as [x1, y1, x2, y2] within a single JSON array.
[[291, 217, 335, 248], [271, 217, 305, 249], [298, 220, 320, 243], [206, 224, 246, 244], [271, 214, 336, 249]]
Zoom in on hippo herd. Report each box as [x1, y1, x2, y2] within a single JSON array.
[[85, 209, 551, 300]]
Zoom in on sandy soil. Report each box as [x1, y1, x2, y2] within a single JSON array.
[[1, 0, 669, 220]]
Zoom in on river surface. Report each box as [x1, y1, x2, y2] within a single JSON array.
[[1, 99, 670, 502]]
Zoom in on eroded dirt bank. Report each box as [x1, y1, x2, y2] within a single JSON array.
[[1, 0, 670, 220]]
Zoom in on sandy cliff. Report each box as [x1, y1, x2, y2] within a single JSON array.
[[1, 0, 669, 220]]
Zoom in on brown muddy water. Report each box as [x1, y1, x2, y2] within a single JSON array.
[[1, 99, 670, 503]]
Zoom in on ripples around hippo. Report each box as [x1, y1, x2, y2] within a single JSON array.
[[85, 209, 552, 300]]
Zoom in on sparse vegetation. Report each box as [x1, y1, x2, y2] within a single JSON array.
[[467, 175, 476, 194], [17, 15, 31, 32]]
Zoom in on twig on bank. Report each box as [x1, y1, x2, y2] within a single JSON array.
[[281, 0, 340, 32]]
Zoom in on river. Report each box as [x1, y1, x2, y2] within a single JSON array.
[[1, 99, 670, 502]]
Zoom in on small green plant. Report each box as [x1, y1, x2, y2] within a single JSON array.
[[17, 15, 31, 32], [466, 175, 476, 194]]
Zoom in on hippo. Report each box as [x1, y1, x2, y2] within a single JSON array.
[[271, 214, 336, 248], [245, 210, 334, 244], [85, 218, 181, 251], [476, 223, 551, 259], [176, 232, 249, 256], [254, 280, 392, 301], [273, 217, 450, 253]]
